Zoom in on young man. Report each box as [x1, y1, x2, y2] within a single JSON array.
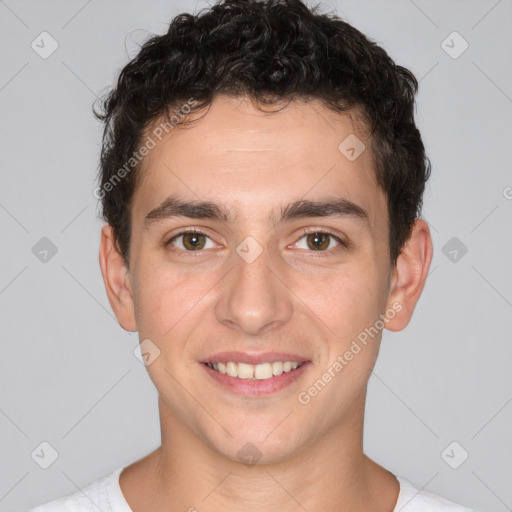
[[29, 0, 478, 510]]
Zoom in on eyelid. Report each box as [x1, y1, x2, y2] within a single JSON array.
[[165, 227, 348, 255], [292, 227, 348, 250], [165, 227, 219, 251]]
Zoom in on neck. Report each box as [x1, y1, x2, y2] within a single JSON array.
[[120, 394, 399, 512]]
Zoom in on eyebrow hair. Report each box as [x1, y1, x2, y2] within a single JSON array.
[[277, 197, 369, 225], [144, 196, 234, 226], [143, 195, 369, 228]]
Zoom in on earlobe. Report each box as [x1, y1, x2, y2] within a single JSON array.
[[384, 218, 433, 332], [98, 224, 137, 332]]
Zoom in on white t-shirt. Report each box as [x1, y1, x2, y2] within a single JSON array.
[[28, 466, 478, 512]]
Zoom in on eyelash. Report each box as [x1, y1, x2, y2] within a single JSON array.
[[165, 227, 347, 257]]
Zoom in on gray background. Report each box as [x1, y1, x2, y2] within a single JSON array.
[[0, 0, 511, 511]]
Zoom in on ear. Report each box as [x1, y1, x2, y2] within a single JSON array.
[[99, 224, 137, 332], [384, 218, 433, 331]]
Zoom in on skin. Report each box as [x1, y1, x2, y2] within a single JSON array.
[[99, 94, 433, 512]]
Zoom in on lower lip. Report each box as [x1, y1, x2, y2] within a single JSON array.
[[200, 362, 312, 396]]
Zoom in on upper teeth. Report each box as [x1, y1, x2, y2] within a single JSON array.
[[206, 361, 303, 380]]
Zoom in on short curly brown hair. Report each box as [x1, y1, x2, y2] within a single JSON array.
[[93, 0, 431, 267]]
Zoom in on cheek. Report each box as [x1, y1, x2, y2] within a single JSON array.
[[133, 265, 217, 341], [303, 263, 385, 339]]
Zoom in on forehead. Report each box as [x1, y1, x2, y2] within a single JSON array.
[[133, 95, 386, 232]]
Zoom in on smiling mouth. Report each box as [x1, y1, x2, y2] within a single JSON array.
[[203, 360, 306, 380]]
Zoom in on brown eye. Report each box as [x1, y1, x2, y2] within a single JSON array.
[[167, 231, 214, 251], [294, 230, 345, 252], [305, 232, 330, 250], [182, 233, 206, 250]]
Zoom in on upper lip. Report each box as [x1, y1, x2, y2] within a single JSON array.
[[200, 352, 311, 365]]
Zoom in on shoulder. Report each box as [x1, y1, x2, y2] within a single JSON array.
[[394, 476, 478, 512], [27, 467, 126, 512]]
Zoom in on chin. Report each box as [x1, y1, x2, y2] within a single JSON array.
[[204, 425, 305, 467]]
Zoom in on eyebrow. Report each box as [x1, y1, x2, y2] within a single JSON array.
[[143, 195, 369, 228]]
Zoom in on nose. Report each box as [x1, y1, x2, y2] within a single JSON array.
[[214, 240, 293, 337]]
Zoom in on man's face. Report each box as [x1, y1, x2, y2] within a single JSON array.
[[125, 94, 395, 463]]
